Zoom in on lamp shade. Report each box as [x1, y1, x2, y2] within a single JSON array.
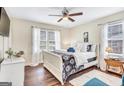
[[105, 47, 113, 53]]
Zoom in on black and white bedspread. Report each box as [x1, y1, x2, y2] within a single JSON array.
[[52, 51, 77, 82], [52, 51, 97, 82]]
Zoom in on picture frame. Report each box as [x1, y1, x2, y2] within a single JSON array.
[[83, 32, 89, 42]]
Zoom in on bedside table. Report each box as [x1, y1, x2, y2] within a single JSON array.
[[104, 58, 124, 75]]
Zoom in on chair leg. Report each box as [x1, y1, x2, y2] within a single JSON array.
[[120, 66, 123, 74], [106, 64, 108, 71], [121, 66, 124, 74]]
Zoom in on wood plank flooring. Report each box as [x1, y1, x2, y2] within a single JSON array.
[[24, 63, 121, 86]]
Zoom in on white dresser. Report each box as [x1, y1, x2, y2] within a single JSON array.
[[0, 58, 25, 86]]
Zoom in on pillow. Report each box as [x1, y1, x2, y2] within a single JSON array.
[[80, 44, 87, 52], [87, 44, 92, 52], [67, 47, 75, 52], [80, 43, 96, 52], [91, 44, 97, 52], [74, 42, 83, 52]]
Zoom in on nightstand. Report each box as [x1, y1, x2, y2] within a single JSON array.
[[104, 58, 124, 75]]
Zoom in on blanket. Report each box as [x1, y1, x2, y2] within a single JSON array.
[[52, 51, 96, 82], [52, 51, 77, 82]]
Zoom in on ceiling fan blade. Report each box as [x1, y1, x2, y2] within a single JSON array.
[[57, 18, 63, 22], [69, 12, 83, 16], [48, 15, 63, 16], [68, 17, 75, 22]]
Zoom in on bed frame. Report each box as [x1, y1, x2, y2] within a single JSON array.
[[43, 50, 98, 85]]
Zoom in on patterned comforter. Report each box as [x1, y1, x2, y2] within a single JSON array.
[[52, 51, 96, 82]]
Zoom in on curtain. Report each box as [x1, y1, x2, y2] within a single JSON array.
[[0, 36, 4, 61], [55, 31, 61, 50], [99, 24, 108, 71], [32, 27, 40, 66], [32, 27, 61, 66], [0, 36, 9, 59]]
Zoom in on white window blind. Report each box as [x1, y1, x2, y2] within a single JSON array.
[[107, 22, 124, 54], [40, 30, 47, 50], [39, 29, 60, 51], [32, 27, 60, 64]]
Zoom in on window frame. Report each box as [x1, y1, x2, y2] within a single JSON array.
[[39, 29, 60, 51], [106, 21, 124, 56]]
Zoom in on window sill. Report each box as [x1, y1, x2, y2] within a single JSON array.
[[108, 53, 124, 59]]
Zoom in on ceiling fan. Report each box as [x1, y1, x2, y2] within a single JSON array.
[[49, 7, 83, 22]]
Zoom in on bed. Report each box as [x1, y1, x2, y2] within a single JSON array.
[[43, 43, 99, 85]]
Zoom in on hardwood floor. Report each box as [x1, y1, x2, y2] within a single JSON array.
[[24, 63, 96, 86], [24, 63, 121, 86]]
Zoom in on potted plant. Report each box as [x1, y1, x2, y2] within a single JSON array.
[[5, 48, 24, 59], [5, 48, 14, 59]]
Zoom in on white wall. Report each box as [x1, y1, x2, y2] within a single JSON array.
[[0, 35, 11, 59], [5, 10, 124, 66], [68, 11, 124, 70], [10, 18, 69, 65], [68, 11, 124, 46]]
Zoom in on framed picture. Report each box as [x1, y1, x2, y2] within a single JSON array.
[[83, 32, 88, 42]]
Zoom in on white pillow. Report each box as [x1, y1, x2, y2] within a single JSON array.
[[91, 44, 97, 52], [75, 43, 83, 52], [80, 43, 96, 52], [80, 44, 87, 52]]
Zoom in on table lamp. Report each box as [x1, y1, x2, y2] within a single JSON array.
[[105, 47, 113, 59]]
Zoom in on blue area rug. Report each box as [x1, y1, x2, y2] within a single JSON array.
[[84, 78, 108, 86]]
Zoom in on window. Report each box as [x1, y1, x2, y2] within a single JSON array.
[[40, 30, 60, 51], [40, 31, 47, 50], [48, 32, 56, 51], [107, 22, 123, 54], [32, 27, 60, 63]]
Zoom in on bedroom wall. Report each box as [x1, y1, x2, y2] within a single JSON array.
[[68, 10, 124, 70], [10, 18, 69, 65], [0, 26, 12, 59], [7, 10, 124, 66], [68, 10, 124, 46]]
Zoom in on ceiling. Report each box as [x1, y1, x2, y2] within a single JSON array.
[[5, 7, 124, 28]]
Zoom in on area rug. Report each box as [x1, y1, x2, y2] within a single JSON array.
[[83, 78, 108, 86], [69, 70, 121, 86]]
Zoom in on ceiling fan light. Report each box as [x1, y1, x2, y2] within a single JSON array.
[[63, 16, 68, 20]]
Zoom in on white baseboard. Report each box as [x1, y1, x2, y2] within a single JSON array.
[[25, 62, 43, 66]]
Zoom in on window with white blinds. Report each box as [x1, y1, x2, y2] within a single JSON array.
[[107, 22, 124, 54], [40, 31, 47, 50], [40, 30, 60, 51], [32, 27, 60, 64]]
